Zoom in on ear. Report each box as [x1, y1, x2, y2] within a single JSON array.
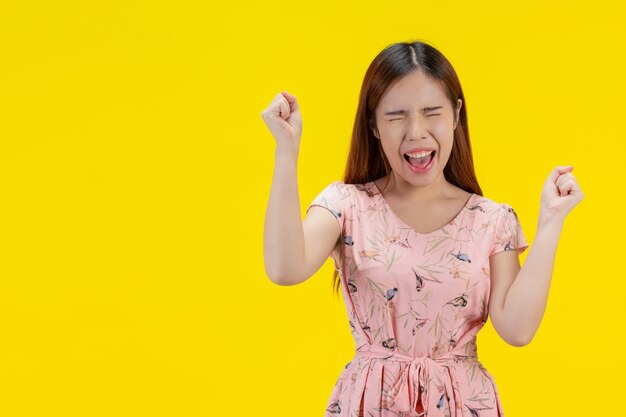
[[369, 118, 379, 139], [454, 99, 462, 129]]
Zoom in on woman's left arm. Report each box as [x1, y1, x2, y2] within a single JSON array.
[[490, 165, 584, 346]]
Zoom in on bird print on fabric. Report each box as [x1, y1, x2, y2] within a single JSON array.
[[451, 251, 472, 263], [446, 294, 469, 308]]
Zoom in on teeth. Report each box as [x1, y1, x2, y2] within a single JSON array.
[[406, 150, 433, 158]]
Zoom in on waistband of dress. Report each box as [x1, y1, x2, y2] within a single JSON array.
[[354, 344, 480, 366]]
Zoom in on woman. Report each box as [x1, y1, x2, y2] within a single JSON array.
[[262, 40, 583, 417]]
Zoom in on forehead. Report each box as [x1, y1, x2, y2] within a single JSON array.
[[378, 71, 447, 109]]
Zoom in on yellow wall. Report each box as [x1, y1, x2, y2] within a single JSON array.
[[0, 1, 622, 416]]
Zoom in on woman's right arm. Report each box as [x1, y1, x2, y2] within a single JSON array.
[[261, 92, 341, 285], [264, 146, 340, 285]]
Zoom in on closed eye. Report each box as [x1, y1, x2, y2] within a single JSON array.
[[389, 114, 440, 121]]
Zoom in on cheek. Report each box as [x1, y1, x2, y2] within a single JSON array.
[[380, 143, 404, 166], [432, 120, 453, 135], [434, 126, 455, 146], [380, 143, 397, 160]]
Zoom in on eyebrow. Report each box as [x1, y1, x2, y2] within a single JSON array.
[[384, 106, 443, 116]]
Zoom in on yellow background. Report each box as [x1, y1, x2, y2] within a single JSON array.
[[0, 1, 623, 416]]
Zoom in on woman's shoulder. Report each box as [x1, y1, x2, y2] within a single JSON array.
[[471, 193, 510, 215], [325, 180, 378, 198]]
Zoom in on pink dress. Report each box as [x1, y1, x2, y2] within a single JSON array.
[[306, 180, 529, 417]]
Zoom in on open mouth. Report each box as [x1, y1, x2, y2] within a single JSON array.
[[404, 150, 435, 169]]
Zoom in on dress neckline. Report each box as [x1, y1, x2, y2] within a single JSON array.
[[367, 181, 476, 236]]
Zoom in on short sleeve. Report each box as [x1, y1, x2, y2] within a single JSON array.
[[489, 202, 530, 257], [305, 180, 350, 235]]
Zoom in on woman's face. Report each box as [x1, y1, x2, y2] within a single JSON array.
[[372, 70, 462, 187]]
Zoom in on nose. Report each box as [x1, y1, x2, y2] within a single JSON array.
[[406, 114, 429, 141]]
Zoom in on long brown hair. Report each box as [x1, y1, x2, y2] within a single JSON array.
[[331, 40, 483, 296]]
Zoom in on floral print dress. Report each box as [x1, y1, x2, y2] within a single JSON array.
[[306, 180, 529, 417]]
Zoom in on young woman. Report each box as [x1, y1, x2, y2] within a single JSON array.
[[262, 40, 583, 417]]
